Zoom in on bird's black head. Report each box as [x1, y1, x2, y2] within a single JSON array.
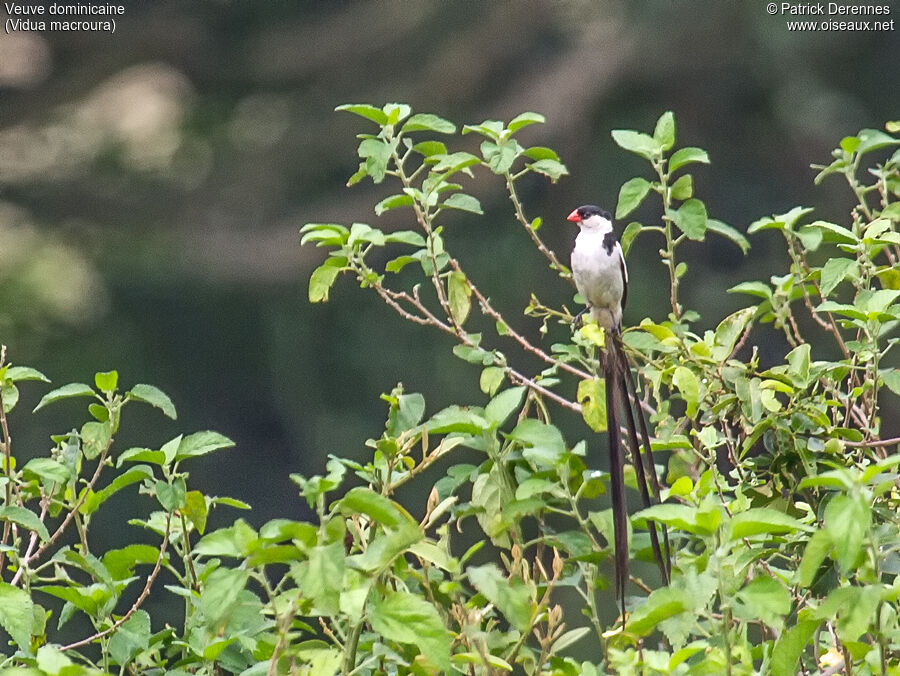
[[567, 204, 612, 223]]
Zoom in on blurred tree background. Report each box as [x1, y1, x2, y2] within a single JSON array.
[[1, 0, 897, 537]]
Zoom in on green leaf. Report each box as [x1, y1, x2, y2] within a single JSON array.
[[383, 103, 412, 125], [3, 383, 19, 413], [448, 272, 472, 326], [155, 477, 186, 512], [386, 391, 426, 436], [825, 493, 870, 574], [81, 420, 111, 460], [175, 430, 235, 461], [672, 366, 699, 418], [735, 577, 792, 628], [528, 158, 568, 182], [374, 193, 414, 216], [728, 281, 771, 299], [108, 610, 151, 666], [807, 220, 857, 244], [348, 222, 386, 247], [507, 112, 546, 133], [669, 147, 710, 172], [369, 591, 451, 671], [94, 370, 118, 393], [771, 620, 819, 676], [0, 506, 49, 541], [882, 369, 900, 395], [819, 257, 856, 296], [611, 129, 660, 160], [442, 193, 483, 214], [633, 504, 720, 535], [479, 366, 505, 396], [748, 206, 814, 234], [426, 405, 488, 434], [300, 223, 349, 247], [484, 387, 525, 427], [616, 177, 652, 219], [430, 151, 481, 174], [653, 111, 676, 151], [4, 366, 49, 383], [730, 508, 810, 539], [670, 174, 692, 201], [462, 119, 504, 140], [82, 465, 155, 515], [357, 138, 394, 183], [383, 230, 425, 247], [36, 645, 74, 674], [297, 541, 344, 615], [33, 383, 96, 412], [308, 258, 345, 303], [0, 582, 34, 652], [22, 458, 71, 486], [798, 529, 832, 588], [335, 104, 389, 125], [339, 487, 414, 529], [103, 544, 161, 580], [467, 564, 532, 632], [127, 384, 176, 420], [673, 199, 708, 240], [352, 522, 421, 572], [577, 378, 607, 432], [627, 587, 690, 637], [199, 567, 249, 627], [706, 219, 750, 253], [855, 128, 900, 156], [117, 447, 167, 467], [620, 221, 643, 256], [785, 343, 811, 388], [508, 419, 567, 467], [521, 146, 560, 161], [836, 585, 881, 643], [194, 519, 258, 558], [481, 139, 522, 174], [401, 113, 455, 134], [412, 141, 447, 157], [816, 301, 867, 321]]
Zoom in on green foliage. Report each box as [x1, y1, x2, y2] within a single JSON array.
[[0, 109, 899, 675]]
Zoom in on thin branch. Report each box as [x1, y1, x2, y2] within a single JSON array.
[[449, 258, 591, 381], [0, 345, 13, 576], [61, 514, 171, 651], [10, 485, 54, 586], [371, 274, 583, 414], [27, 434, 115, 566], [844, 436, 900, 449], [505, 172, 571, 280]]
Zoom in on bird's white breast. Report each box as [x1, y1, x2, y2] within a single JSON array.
[[571, 227, 624, 329]]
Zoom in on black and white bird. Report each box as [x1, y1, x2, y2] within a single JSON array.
[[567, 204, 669, 622], [567, 205, 627, 333]]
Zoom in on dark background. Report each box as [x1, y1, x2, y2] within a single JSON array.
[[1, 0, 898, 540]]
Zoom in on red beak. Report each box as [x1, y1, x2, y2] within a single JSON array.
[[566, 209, 581, 222]]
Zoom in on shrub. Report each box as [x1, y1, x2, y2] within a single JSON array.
[[1, 107, 899, 675]]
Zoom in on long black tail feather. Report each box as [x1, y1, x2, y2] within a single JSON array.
[[616, 341, 670, 585], [619, 348, 672, 580], [603, 350, 628, 622]]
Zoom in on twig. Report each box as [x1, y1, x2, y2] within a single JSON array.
[[449, 258, 592, 381], [61, 514, 171, 651], [504, 172, 571, 280], [27, 434, 115, 565], [844, 436, 900, 448], [10, 485, 54, 586], [370, 273, 582, 414], [0, 346, 13, 576]]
